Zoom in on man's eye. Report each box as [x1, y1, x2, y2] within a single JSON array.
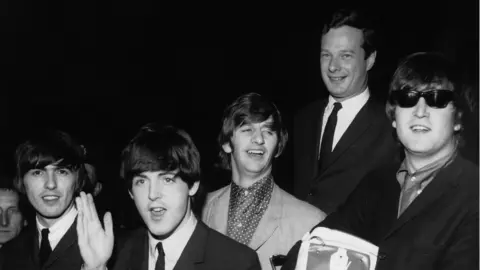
[[56, 169, 70, 175], [342, 54, 352, 59], [164, 177, 175, 183], [263, 130, 274, 135], [30, 170, 43, 176], [134, 179, 145, 185]]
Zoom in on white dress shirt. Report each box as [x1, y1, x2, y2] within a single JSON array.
[[37, 205, 78, 250], [319, 88, 370, 155], [148, 212, 198, 270]]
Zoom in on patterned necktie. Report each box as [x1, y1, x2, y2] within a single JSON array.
[[398, 173, 424, 216], [155, 242, 165, 270], [39, 228, 52, 267], [319, 102, 342, 170]]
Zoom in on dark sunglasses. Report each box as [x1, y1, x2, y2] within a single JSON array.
[[390, 89, 454, 108]]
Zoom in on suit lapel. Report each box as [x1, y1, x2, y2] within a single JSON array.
[[319, 98, 375, 175], [26, 225, 41, 267], [313, 100, 328, 163], [43, 220, 79, 268], [206, 186, 230, 234], [249, 185, 281, 250], [384, 157, 462, 240], [128, 228, 149, 270], [172, 222, 207, 270]]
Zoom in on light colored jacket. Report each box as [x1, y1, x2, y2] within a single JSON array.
[[202, 183, 326, 270]]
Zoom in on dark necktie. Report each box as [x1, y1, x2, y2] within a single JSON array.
[[319, 102, 342, 170], [155, 242, 165, 270], [39, 228, 52, 267]]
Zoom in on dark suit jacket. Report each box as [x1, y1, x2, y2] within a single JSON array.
[[282, 154, 479, 270], [112, 220, 261, 270], [293, 96, 398, 214], [0, 221, 83, 270]]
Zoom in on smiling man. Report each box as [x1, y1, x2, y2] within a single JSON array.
[[0, 129, 100, 270], [203, 93, 325, 270], [112, 124, 261, 270], [293, 8, 398, 214], [281, 52, 478, 270]]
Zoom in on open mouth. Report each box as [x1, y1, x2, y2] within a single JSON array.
[[329, 76, 346, 83], [247, 150, 264, 157], [150, 207, 166, 218], [410, 125, 431, 133], [42, 195, 60, 201]]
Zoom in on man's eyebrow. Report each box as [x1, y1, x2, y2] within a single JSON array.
[[340, 49, 356, 54]]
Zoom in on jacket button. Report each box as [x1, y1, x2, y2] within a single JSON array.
[[308, 192, 314, 196], [378, 252, 387, 260]]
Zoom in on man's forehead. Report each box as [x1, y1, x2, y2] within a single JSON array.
[[239, 117, 274, 127], [138, 169, 179, 177], [0, 189, 20, 204], [321, 26, 364, 50]]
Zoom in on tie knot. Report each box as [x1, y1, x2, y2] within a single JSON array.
[[332, 102, 342, 112], [41, 228, 50, 238], [156, 242, 164, 257]]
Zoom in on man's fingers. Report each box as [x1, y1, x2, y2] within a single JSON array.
[[87, 193, 100, 223], [76, 205, 85, 244], [80, 192, 93, 221], [103, 212, 114, 239]]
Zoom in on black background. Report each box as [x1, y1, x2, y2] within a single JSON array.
[[0, 2, 477, 227]]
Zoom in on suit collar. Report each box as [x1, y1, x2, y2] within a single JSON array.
[[205, 184, 284, 251], [172, 221, 208, 270], [384, 155, 464, 239], [43, 219, 79, 268], [318, 97, 377, 175], [205, 186, 230, 234], [249, 184, 282, 250], [128, 228, 149, 270]]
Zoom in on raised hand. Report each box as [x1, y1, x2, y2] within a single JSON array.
[[76, 192, 114, 270]]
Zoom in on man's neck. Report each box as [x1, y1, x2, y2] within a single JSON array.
[[231, 168, 272, 188], [37, 203, 75, 228], [331, 85, 369, 103], [404, 141, 457, 171]]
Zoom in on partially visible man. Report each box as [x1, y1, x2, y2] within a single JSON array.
[[293, 8, 398, 214], [282, 52, 478, 270], [0, 129, 113, 270], [203, 93, 325, 270], [0, 175, 27, 248]]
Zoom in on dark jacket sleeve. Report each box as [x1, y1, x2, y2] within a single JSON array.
[[438, 200, 479, 270]]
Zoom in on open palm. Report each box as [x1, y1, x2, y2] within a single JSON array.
[[76, 192, 114, 270]]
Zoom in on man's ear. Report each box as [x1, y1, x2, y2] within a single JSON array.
[[222, 142, 232, 154], [188, 181, 200, 196], [366, 51, 376, 71]]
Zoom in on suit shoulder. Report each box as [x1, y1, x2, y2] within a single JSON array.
[[204, 185, 228, 205], [457, 156, 479, 193], [295, 99, 326, 119], [277, 188, 326, 221], [0, 228, 33, 264], [204, 226, 258, 257]]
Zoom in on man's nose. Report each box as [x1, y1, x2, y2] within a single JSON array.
[[0, 211, 10, 227], [45, 172, 58, 190]]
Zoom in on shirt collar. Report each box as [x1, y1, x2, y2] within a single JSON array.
[[148, 212, 198, 263], [396, 146, 458, 187], [327, 87, 370, 112], [231, 174, 273, 193], [37, 205, 78, 249]]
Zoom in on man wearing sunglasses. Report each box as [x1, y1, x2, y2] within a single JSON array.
[[281, 52, 478, 270], [293, 8, 398, 215]]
